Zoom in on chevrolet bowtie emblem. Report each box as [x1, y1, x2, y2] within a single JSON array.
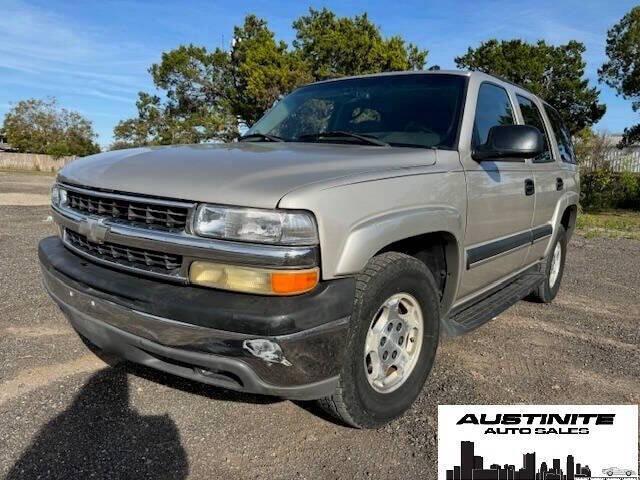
[[78, 217, 109, 244]]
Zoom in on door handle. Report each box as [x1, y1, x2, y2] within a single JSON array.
[[556, 177, 564, 191], [525, 179, 535, 196]]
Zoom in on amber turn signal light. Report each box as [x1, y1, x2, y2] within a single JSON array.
[[271, 270, 319, 295]]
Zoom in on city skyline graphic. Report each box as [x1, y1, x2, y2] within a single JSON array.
[[445, 440, 629, 480]]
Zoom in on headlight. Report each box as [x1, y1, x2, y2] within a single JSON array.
[[51, 185, 67, 207], [193, 204, 318, 245]]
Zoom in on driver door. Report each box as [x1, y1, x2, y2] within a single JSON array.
[[458, 82, 535, 300]]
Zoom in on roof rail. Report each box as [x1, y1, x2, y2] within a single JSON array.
[[489, 73, 528, 92]]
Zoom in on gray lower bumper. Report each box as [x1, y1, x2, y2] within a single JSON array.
[[42, 264, 345, 401]]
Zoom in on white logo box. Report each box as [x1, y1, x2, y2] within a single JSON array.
[[438, 405, 638, 480]]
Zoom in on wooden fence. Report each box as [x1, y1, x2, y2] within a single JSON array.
[[603, 149, 640, 173], [581, 148, 640, 173], [0, 152, 76, 172]]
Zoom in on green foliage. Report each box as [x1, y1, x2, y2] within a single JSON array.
[[231, 15, 312, 126], [292, 8, 427, 79], [575, 129, 640, 211], [599, 6, 640, 146], [573, 128, 614, 169], [2, 98, 100, 157], [113, 46, 238, 149], [112, 93, 164, 148], [455, 39, 605, 134], [580, 169, 616, 211], [618, 170, 640, 209], [113, 9, 428, 147], [580, 170, 640, 211]]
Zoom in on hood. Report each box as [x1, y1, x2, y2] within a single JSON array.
[[59, 142, 436, 208]]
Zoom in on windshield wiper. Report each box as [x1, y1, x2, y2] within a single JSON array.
[[239, 133, 285, 142], [296, 131, 389, 147]]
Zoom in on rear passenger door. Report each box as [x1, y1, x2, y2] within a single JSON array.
[[459, 82, 535, 300], [545, 104, 580, 206], [514, 94, 559, 264]]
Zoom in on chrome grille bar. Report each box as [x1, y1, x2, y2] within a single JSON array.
[[65, 229, 184, 279], [64, 185, 191, 231]]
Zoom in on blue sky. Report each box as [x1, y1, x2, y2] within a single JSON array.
[[1, 0, 638, 148]]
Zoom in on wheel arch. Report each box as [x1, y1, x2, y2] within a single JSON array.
[[376, 230, 460, 312], [334, 206, 463, 312], [560, 203, 578, 238], [542, 192, 579, 258]]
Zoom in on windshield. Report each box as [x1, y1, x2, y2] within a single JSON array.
[[246, 74, 467, 149]]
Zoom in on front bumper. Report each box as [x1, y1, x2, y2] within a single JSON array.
[[39, 236, 355, 400]]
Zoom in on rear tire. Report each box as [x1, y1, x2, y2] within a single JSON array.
[[530, 225, 566, 303], [318, 252, 440, 428]]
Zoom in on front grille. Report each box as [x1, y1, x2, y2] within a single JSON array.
[[66, 189, 189, 231], [65, 229, 183, 276]]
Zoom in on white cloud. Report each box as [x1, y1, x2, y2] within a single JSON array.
[[0, 0, 152, 102]]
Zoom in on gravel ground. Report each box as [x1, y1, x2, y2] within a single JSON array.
[[0, 171, 638, 479]]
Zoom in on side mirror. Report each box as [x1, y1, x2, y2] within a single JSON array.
[[472, 125, 544, 161]]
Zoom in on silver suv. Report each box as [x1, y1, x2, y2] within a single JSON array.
[[603, 467, 636, 477], [40, 71, 579, 428]]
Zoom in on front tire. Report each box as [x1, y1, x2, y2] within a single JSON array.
[[318, 252, 440, 428], [530, 225, 567, 303]]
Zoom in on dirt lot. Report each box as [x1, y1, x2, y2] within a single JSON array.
[[0, 170, 638, 479]]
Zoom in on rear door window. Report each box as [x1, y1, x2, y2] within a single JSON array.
[[544, 105, 576, 164], [516, 95, 553, 163], [473, 83, 515, 147]]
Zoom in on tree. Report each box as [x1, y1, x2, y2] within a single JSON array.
[[113, 46, 237, 148], [113, 17, 310, 146], [573, 128, 613, 170], [599, 6, 640, 146], [230, 15, 312, 126], [2, 98, 100, 157], [114, 10, 429, 147], [292, 8, 427, 79], [455, 39, 606, 134]]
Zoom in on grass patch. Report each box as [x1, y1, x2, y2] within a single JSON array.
[[576, 210, 640, 240]]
